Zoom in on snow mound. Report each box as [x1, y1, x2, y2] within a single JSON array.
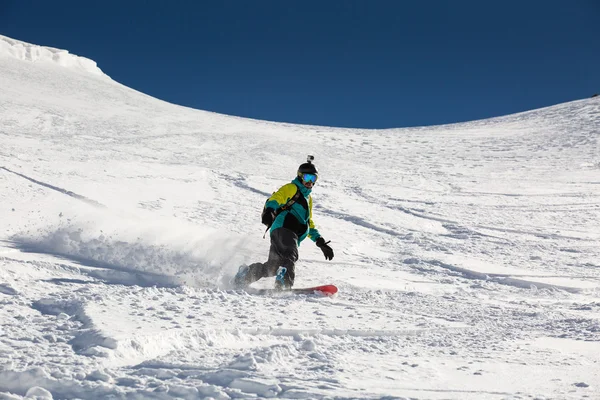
[[0, 35, 105, 76]]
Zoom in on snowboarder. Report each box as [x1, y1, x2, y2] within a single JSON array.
[[234, 156, 334, 290]]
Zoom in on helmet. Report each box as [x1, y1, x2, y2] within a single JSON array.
[[297, 155, 318, 183], [298, 162, 318, 175]]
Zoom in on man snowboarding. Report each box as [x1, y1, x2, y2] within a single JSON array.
[[234, 156, 334, 290]]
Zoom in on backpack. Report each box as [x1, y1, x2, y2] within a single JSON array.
[[261, 186, 301, 237]]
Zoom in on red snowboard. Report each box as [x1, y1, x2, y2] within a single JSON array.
[[253, 284, 338, 296]]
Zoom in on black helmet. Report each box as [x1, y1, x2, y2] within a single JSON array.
[[297, 155, 318, 183]]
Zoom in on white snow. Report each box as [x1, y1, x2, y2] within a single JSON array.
[[0, 35, 104, 77], [1, 34, 599, 399]]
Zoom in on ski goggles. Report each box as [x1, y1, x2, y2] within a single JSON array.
[[302, 173, 318, 183]]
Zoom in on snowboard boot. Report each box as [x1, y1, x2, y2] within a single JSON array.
[[233, 265, 251, 288], [274, 266, 291, 291]]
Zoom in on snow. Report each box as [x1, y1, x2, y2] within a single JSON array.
[[1, 34, 599, 399], [0, 35, 104, 77]]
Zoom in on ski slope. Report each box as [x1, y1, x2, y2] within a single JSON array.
[[1, 34, 599, 399]]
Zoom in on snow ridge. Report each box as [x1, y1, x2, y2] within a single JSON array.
[[0, 35, 105, 77]]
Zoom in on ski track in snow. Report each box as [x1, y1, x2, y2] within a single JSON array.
[[1, 34, 600, 399]]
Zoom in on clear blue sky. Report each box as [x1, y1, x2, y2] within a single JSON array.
[[1, 1, 599, 128]]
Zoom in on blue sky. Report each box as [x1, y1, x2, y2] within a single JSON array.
[[1, 1, 599, 128]]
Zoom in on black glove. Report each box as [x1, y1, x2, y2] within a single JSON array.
[[316, 237, 334, 260], [261, 207, 276, 227]]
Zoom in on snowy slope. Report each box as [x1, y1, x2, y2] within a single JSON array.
[[1, 34, 599, 399]]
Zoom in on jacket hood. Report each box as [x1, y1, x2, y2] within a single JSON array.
[[292, 178, 312, 196]]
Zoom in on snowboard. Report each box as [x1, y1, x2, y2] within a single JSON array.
[[251, 284, 338, 296]]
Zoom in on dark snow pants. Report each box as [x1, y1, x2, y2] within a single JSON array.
[[247, 228, 299, 287]]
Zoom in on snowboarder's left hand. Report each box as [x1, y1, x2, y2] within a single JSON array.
[[316, 237, 334, 260]]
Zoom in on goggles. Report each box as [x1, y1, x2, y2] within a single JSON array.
[[302, 174, 317, 183], [302, 173, 318, 183]]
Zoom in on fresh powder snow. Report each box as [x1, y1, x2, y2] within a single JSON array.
[[0, 34, 599, 399]]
